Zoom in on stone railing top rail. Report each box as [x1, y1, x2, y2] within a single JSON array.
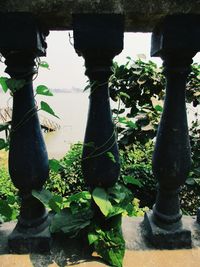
[[1, 0, 200, 32]]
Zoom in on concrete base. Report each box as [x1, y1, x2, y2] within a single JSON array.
[[143, 211, 191, 249], [8, 219, 51, 254]]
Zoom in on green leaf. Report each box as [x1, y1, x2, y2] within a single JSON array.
[[92, 222, 125, 267], [0, 77, 8, 93], [126, 120, 137, 129], [186, 178, 195, 186], [68, 191, 92, 215], [39, 61, 50, 69], [0, 138, 8, 150], [68, 191, 91, 203], [119, 92, 130, 99], [36, 85, 53, 96], [92, 188, 113, 217], [32, 189, 54, 208], [106, 152, 116, 163], [49, 195, 63, 213], [50, 208, 92, 236], [118, 117, 136, 129], [0, 200, 13, 221], [154, 105, 163, 112], [0, 123, 9, 132], [40, 101, 59, 118], [49, 159, 62, 172], [122, 175, 142, 187], [88, 232, 98, 245]]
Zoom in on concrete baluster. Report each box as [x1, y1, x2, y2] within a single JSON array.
[[144, 14, 200, 249], [0, 13, 51, 253], [73, 14, 124, 188]]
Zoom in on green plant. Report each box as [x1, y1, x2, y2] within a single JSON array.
[[0, 167, 19, 222], [0, 60, 58, 151], [33, 183, 137, 267], [109, 57, 200, 215], [47, 143, 87, 196], [109, 58, 200, 147]]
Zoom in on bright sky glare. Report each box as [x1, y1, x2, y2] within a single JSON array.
[[0, 31, 199, 89]]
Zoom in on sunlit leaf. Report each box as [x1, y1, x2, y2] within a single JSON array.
[[49, 159, 62, 172], [36, 85, 53, 96], [92, 188, 113, 217], [39, 61, 50, 69], [106, 152, 116, 163], [0, 77, 8, 93], [154, 105, 163, 112], [122, 175, 142, 187], [40, 101, 59, 118]]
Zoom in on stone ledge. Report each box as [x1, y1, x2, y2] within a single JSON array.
[[0, 1, 200, 31], [0, 215, 200, 266]]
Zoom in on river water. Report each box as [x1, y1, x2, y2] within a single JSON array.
[[0, 92, 90, 159]]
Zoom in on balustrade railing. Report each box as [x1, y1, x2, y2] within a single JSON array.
[[0, 12, 199, 253]]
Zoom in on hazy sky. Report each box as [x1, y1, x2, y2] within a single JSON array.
[[0, 31, 199, 89]]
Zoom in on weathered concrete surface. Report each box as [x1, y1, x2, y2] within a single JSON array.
[[1, 216, 200, 266], [0, 0, 200, 31]]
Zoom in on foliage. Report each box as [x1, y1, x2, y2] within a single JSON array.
[[119, 141, 156, 208], [110, 58, 165, 146], [0, 167, 19, 222], [47, 143, 87, 197], [109, 58, 200, 147], [109, 57, 200, 215], [33, 183, 136, 267]]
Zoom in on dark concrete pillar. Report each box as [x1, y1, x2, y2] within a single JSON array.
[[73, 14, 124, 188], [0, 13, 51, 253], [144, 14, 200, 249]]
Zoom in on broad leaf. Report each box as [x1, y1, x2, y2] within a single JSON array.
[[40, 101, 59, 118], [92, 188, 113, 217], [36, 85, 53, 96], [32, 189, 54, 208], [50, 208, 92, 236], [49, 159, 62, 172], [92, 222, 125, 267]]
